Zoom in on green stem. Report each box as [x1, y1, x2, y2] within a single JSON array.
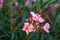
[[40, 0, 43, 8], [15, 32, 18, 40], [10, 1, 17, 40], [41, 31, 44, 40], [26, 35, 30, 40], [40, 0, 43, 4], [10, 7, 13, 32], [36, 31, 39, 40], [10, 3, 15, 32]]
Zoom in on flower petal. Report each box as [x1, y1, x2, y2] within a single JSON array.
[[30, 11, 37, 17], [39, 17, 45, 23], [43, 23, 50, 33]]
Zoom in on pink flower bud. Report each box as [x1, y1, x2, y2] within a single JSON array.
[[39, 9, 43, 14], [51, 4, 58, 10], [44, 13, 49, 19]]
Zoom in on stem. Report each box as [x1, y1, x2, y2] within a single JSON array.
[[40, 0, 43, 8], [40, 0, 42, 4], [10, 4, 15, 32], [41, 31, 44, 40], [26, 35, 30, 40], [10, 7, 13, 32], [15, 32, 18, 40], [10, 1, 17, 40], [36, 31, 39, 40]]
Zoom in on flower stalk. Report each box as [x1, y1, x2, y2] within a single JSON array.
[[41, 31, 44, 40]]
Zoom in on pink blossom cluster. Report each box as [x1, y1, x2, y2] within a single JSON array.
[[0, 0, 4, 8], [22, 11, 50, 35]]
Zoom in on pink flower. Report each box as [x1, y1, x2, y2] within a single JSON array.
[[25, 0, 32, 8], [25, 0, 30, 6], [51, 4, 57, 10], [15, 2, 18, 6], [0, 0, 4, 8], [0, 0, 4, 3], [22, 22, 34, 35], [43, 23, 50, 33]]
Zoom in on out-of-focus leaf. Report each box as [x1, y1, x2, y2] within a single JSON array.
[[10, 32, 14, 40]]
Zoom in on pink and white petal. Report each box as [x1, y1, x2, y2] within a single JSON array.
[[30, 12, 37, 17], [28, 27, 36, 32], [22, 22, 29, 31], [22, 26, 27, 31], [43, 23, 50, 33], [24, 22, 29, 25], [28, 24, 34, 32], [37, 15, 41, 17], [45, 23, 50, 29], [29, 24, 34, 28], [28, 29, 34, 32], [24, 22, 29, 27], [32, 17, 37, 21], [44, 30, 49, 33], [39, 17, 45, 23]]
